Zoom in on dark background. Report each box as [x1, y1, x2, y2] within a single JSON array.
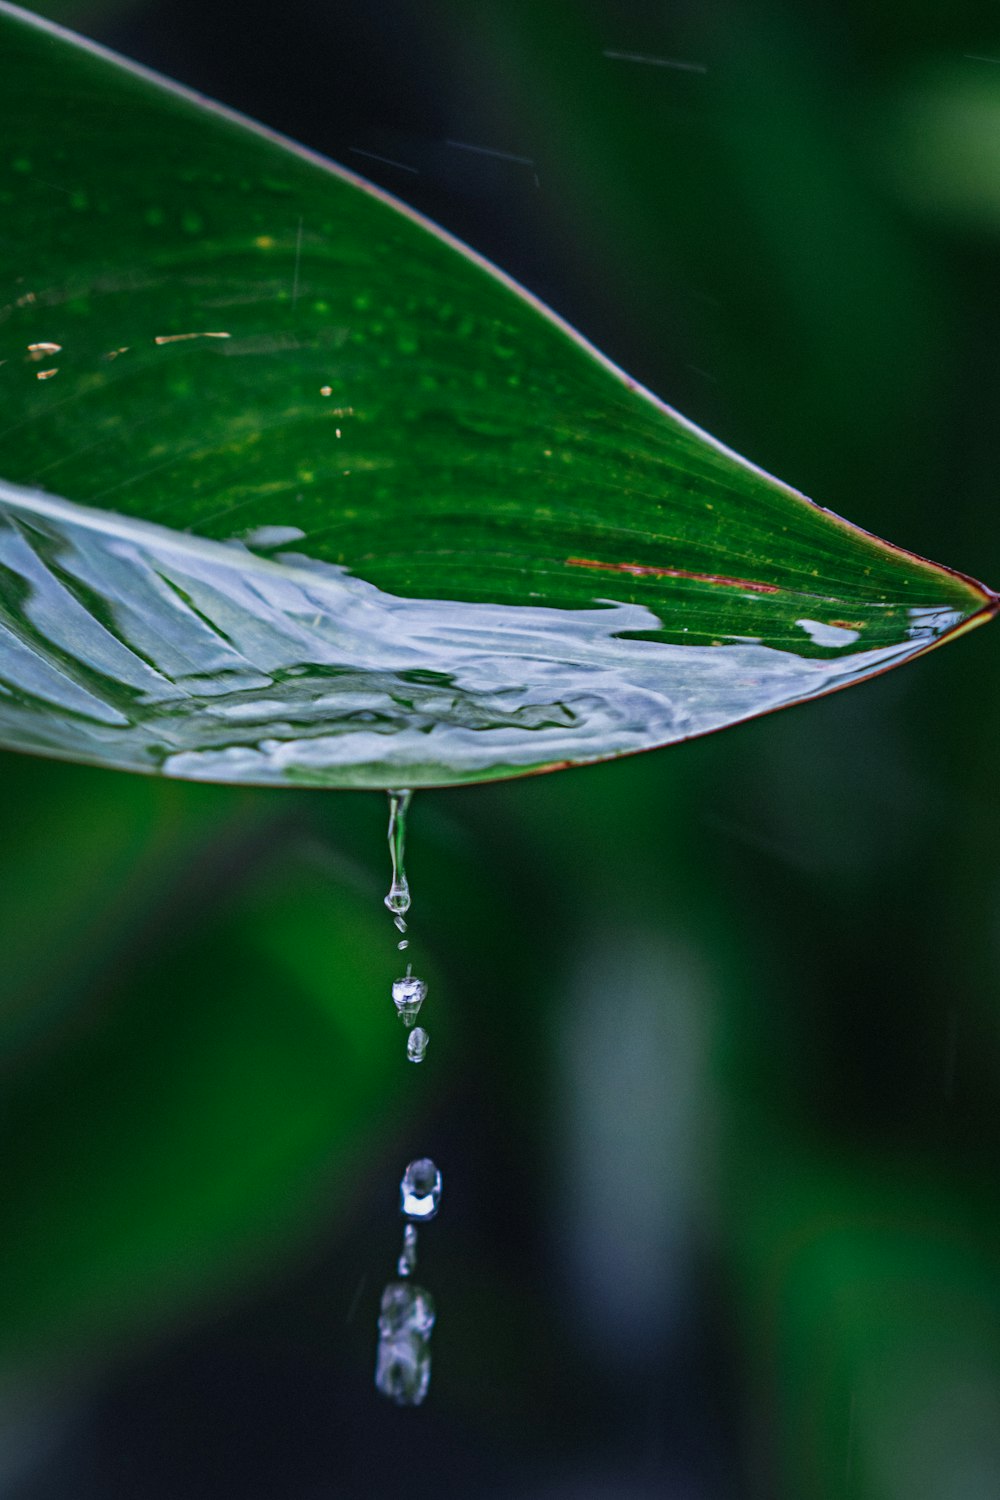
[[1, 2, 999, 1496]]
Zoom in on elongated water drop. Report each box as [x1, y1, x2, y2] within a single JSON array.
[[400, 1157, 442, 1220], [398, 1223, 418, 1277], [407, 1026, 429, 1063], [392, 973, 427, 1027], [384, 788, 412, 931], [374, 1280, 435, 1406]]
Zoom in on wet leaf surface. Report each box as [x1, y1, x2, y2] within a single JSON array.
[[0, 3, 993, 787]]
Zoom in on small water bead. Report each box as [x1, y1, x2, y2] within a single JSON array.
[[397, 1223, 418, 1277], [392, 973, 427, 1026], [407, 1026, 429, 1063], [400, 1157, 442, 1220], [397, 938, 409, 951]]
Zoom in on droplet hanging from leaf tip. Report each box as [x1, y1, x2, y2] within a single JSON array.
[[384, 787, 412, 927]]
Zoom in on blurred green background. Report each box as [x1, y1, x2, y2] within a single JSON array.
[[1, 1, 999, 1496]]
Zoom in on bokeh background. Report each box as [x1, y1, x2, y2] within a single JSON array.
[[1, 1, 999, 1496]]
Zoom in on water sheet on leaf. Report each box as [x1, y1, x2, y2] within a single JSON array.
[[0, 3, 993, 787]]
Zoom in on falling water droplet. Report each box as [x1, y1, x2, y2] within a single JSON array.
[[384, 788, 412, 930], [397, 938, 409, 951], [407, 1026, 429, 1063], [400, 1157, 442, 1220], [374, 1280, 435, 1406], [398, 1223, 418, 1277], [392, 973, 427, 1027]]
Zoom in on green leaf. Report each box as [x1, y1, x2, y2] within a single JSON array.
[[0, 4, 993, 788]]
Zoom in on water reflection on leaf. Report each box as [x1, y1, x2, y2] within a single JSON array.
[[0, 480, 988, 787]]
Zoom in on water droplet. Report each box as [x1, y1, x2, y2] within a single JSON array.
[[392, 974, 427, 1027], [397, 938, 409, 951], [407, 1026, 429, 1063], [400, 1158, 441, 1220], [397, 1223, 418, 1277], [384, 788, 412, 927], [374, 1280, 435, 1406]]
